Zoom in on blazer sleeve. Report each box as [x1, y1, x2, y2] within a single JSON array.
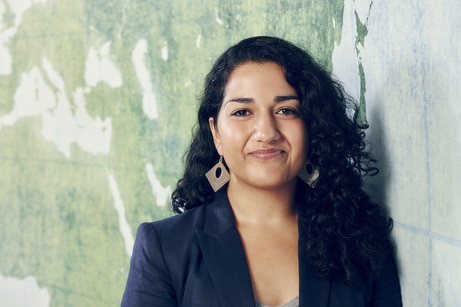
[[121, 222, 178, 307], [370, 254, 403, 307]]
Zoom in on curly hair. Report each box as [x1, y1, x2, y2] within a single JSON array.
[[171, 36, 393, 284]]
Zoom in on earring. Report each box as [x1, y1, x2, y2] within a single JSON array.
[[298, 162, 320, 188], [205, 156, 230, 192]]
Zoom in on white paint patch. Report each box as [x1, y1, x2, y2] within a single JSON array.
[[72, 88, 112, 155], [332, 0, 360, 102], [84, 42, 122, 88], [146, 162, 171, 207], [132, 39, 158, 120], [196, 34, 202, 48], [42, 58, 112, 157], [6, 0, 33, 26], [107, 171, 134, 257], [214, 7, 223, 25], [0, 2, 5, 31], [0, 59, 112, 158], [0, 66, 55, 126], [0, 274, 50, 307], [161, 42, 168, 61], [354, 0, 373, 25]]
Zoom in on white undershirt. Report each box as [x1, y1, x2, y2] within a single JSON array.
[[255, 296, 299, 307]]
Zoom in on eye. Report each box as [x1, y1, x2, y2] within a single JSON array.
[[231, 109, 251, 117], [277, 107, 300, 117]]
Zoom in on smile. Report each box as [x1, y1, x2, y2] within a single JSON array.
[[249, 148, 285, 160]]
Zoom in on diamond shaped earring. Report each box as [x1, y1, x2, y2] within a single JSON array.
[[205, 156, 230, 192], [298, 162, 320, 188]]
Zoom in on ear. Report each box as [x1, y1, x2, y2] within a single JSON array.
[[209, 117, 223, 155]]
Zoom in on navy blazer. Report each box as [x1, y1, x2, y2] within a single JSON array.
[[121, 190, 402, 306]]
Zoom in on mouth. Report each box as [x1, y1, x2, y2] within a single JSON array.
[[249, 148, 285, 160]]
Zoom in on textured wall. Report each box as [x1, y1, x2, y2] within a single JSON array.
[[0, 0, 459, 306]]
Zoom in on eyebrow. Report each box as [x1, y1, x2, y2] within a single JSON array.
[[225, 95, 299, 105], [274, 95, 299, 103]]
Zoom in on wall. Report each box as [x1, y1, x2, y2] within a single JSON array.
[[0, 0, 459, 306]]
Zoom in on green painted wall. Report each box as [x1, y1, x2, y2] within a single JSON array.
[[0, 1, 344, 305]]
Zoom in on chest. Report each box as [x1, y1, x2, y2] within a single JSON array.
[[238, 224, 299, 306]]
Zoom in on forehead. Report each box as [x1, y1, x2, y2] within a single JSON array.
[[229, 61, 285, 78], [224, 62, 295, 95]]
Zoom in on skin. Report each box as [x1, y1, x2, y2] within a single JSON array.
[[209, 62, 307, 305], [209, 61, 307, 193]]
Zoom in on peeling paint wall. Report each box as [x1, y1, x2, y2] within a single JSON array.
[[0, 0, 459, 306]]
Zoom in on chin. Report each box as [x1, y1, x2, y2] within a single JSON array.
[[248, 177, 297, 191]]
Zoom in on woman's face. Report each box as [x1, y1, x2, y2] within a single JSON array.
[[209, 61, 307, 191]]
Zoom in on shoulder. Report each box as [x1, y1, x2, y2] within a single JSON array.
[[132, 189, 234, 265], [130, 204, 210, 284], [137, 204, 207, 242], [123, 206, 210, 306], [141, 188, 232, 239]]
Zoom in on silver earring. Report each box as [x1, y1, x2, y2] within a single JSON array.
[[298, 162, 320, 188], [205, 156, 230, 192]]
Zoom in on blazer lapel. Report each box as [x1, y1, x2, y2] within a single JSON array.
[[196, 190, 255, 307]]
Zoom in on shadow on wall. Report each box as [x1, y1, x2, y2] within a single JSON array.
[[365, 101, 391, 215], [363, 98, 399, 266]]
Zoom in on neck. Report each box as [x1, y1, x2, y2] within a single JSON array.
[[226, 180, 298, 226]]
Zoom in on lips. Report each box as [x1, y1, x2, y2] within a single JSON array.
[[249, 148, 285, 160]]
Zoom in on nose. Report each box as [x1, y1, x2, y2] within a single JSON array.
[[252, 112, 281, 143]]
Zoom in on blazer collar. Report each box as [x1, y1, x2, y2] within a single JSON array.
[[196, 189, 255, 307], [202, 189, 235, 236]]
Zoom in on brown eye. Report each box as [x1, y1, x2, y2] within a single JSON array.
[[231, 109, 250, 117], [277, 108, 299, 116]]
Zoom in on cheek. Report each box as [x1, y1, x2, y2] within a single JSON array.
[[291, 126, 308, 156], [220, 129, 241, 149], [297, 137, 308, 157], [218, 119, 247, 140], [218, 129, 252, 159]]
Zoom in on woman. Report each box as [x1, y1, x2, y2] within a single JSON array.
[[121, 36, 402, 307]]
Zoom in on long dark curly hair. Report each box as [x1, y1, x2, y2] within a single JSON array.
[[171, 36, 393, 284]]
